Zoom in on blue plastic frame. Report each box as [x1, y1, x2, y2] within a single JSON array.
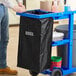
[[17, 9, 76, 76]]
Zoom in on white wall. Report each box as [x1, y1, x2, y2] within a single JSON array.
[[8, 0, 20, 25], [9, 0, 76, 24], [66, 0, 76, 20], [66, 0, 76, 10], [9, 0, 41, 25], [26, 0, 41, 10]]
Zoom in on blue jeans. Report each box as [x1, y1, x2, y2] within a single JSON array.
[[0, 4, 9, 68]]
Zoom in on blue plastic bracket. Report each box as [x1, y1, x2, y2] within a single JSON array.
[[67, 13, 74, 69]]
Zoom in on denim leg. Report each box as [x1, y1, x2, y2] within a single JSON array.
[[0, 4, 9, 68]]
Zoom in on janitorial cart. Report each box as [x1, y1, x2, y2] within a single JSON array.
[[17, 9, 76, 76]]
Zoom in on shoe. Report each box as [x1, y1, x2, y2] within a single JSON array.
[[0, 67, 17, 75]]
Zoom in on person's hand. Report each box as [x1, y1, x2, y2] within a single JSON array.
[[12, 4, 26, 13], [18, 2, 24, 7]]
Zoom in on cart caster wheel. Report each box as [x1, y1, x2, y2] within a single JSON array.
[[29, 70, 38, 76], [51, 69, 62, 76]]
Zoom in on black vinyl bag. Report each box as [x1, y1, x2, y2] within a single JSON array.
[[17, 10, 53, 73]]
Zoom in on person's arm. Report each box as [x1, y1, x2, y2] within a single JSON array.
[[16, 0, 25, 8], [3, 0, 26, 13], [2, 0, 15, 8], [16, 0, 23, 3], [16, 0, 23, 6]]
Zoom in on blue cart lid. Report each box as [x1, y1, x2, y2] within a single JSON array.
[[17, 9, 76, 19]]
